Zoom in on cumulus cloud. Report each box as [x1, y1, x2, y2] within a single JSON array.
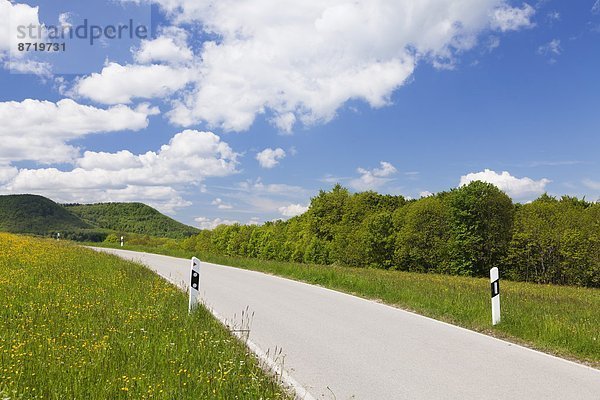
[[593, 0, 600, 15], [419, 191, 434, 198], [6, 130, 237, 189], [195, 217, 239, 230], [0, 164, 18, 185], [0, 0, 55, 76], [149, 0, 536, 132], [0, 0, 40, 54], [212, 198, 233, 210], [73, 62, 193, 104], [490, 3, 535, 32], [350, 161, 397, 191], [134, 27, 194, 64], [278, 203, 309, 217], [0, 99, 156, 164], [460, 169, 551, 199], [76, 150, 143, 171], [1, 130, 238, 213], [256, 148, 286, 169]]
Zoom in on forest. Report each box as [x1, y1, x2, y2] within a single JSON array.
[[179, 182, 599, 288]]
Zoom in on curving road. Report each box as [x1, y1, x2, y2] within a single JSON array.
[[91, 247, 600, 400]]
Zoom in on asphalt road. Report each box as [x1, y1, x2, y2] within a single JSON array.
[[91, 247, 600, 400]]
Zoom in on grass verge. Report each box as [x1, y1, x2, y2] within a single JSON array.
[[88, 242, 600, 369], [0, 234, 288, 399]]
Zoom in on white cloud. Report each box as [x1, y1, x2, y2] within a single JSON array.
[[153, 0, 535, 132], [320, 174, 349, 184], [0, 0, 41, 54], [593, 0, 600, 15], [3, 59, 52, 76], [256, 148, 286, 169], [419, 191, 434, 198], [272, 112, 297, 134], [7, 130, 237, 189], [248, 217, 261, 226], [76, 150, 143, 171], [460, 169, 551, 199], [212, 198, 233, 210], [0, 164, 18, 185], [490, 3, 535, 32], [195, 217, 239, 230], [212, 178, 310, 217], [278, 203, 309, 217], [237, 179, 307, 196], [350, 161, 397, 191], [1, 130, 238, 213], [486, 36, 501, 52], [58, 12, 73, 33], [73, 62, 193, 104], [0, 0, 54, 77], [134, 27, 193, 64], [0, 99, 155, 164], [538, 39, 561, 56]]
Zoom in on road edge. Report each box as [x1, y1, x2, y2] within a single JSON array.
[[89, 247, 317, 400]]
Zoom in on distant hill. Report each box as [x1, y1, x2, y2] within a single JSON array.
[[65, 202, 199, 239], [0, 195, 199, 240], [0, 194, 91, 235]]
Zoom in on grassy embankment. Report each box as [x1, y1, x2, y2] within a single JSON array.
[[90, 241, 600, 368], [0, 233, 288, 399]]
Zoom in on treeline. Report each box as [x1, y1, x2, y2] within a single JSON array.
[[177, 182, 599, 288]]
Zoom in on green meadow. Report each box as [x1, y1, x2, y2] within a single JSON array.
[[0, 233, 288, 399]]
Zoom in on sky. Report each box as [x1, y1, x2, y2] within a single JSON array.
[[0, 0, 599, 229]]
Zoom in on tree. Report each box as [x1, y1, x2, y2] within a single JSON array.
[[506, 197, 561, 283], [361, 211, 395, 269], [395, 196, 451, 273], [306, 184, 350, 241], [303, 237, 330, 265], [446, 181, 514, 276]]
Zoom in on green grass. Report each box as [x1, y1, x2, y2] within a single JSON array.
[[0, 233, 288, 399], [89, 242, 600, 368]]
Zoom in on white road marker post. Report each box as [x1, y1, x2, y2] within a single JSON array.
[[57, 232, 60, 241], [120, 236, 124, 247], [490, 267, 501, 325], [189, 257, 201, 313]]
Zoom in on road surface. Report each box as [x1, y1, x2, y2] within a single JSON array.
[[91, 247, 600, 400]]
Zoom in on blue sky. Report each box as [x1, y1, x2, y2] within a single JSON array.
[[0, 0, 599, 228]]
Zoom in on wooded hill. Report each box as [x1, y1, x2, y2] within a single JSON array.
[[0, 195, 198, 240], [65, 202, 199, 239], [182, 182, 599, 288], [0, 195, 91, 235]]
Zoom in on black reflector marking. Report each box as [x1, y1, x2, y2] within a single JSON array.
[[191, 271, 200, 290], [491, 279, 500, 298]]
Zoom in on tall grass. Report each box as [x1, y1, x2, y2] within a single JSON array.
[[0, 234, 288, 399], [90, 242, 600, 368]]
